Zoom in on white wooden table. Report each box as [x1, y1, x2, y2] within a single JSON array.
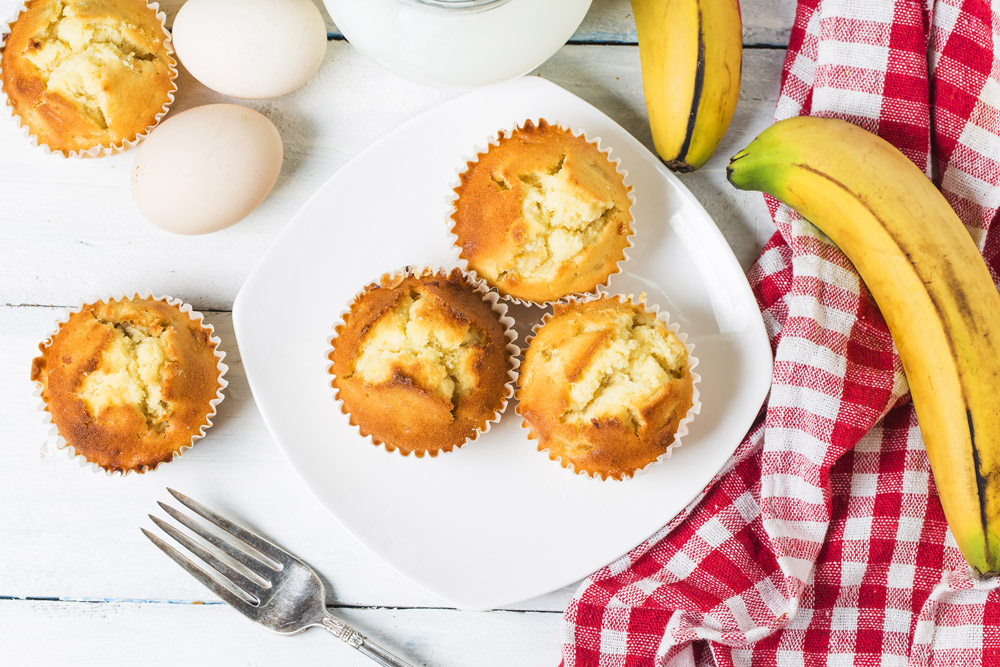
[[0, 1, 792, 664]]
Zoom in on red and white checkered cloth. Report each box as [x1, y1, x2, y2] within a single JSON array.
[[561, 0, 1000, 665]]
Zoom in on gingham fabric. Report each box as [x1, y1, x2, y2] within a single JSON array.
[[561, 0, 1000, 665]]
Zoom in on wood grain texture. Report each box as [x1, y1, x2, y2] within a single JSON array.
[[0, 305, 576, 611], [0, 0, 792, 661], [0, 44, 781, 310], [572, 0, 796, 45], [135, 0, 796, 46], [0, 600, 562, 666]]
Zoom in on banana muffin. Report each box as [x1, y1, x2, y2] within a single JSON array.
[[30, 296, 225, 473], [329, 268, 514, 457], [1, 0, 176, 154], [517, 295, 695, 480], [450, 119, 633, 304]]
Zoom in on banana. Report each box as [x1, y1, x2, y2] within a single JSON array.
[[631, 0, 742, 172], [727, 116, 1000, 576]]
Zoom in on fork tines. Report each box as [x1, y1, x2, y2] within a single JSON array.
[[142, 488, 288, 610]]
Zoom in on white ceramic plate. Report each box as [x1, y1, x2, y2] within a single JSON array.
[[233, 77, 772, 610]]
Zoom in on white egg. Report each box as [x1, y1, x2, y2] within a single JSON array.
[[132, 104, 284, 235], [173, 0, 327, 99]]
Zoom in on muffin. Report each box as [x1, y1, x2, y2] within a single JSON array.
[[30, 296, 226, 473], [450, 119, 633, 304], [329, 267, 516, 457], [517, 295, 696, 480], [1, 0, 176, 155]]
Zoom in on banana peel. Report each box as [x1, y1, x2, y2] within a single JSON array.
[[727, 116, 1000, 577], [632, 0, 742, 171]]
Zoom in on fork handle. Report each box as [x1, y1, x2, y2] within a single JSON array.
[[321, 613, 416, 667]]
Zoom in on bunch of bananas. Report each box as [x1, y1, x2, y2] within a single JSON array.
[[633, 1, 1000, 576], [631, 0, 742, 171], [727, 117, 1000, 577]]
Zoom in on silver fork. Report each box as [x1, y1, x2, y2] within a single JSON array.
[[142, 488, 415, 667]]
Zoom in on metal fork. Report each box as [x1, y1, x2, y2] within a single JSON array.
[[143, 488, 415, 667]]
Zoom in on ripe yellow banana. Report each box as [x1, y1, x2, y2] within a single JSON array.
[[727, 116, 1000, 576], [631, 0, 742, 172]]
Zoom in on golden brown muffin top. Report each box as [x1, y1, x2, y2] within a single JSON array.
[[1, 0, 175, 154], [451, 119, 632, 303], [30, 297, 222, 473], [330, 268, 512, 457], [517, 296, 694, 480]]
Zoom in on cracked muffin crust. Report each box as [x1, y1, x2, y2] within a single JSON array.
[[1, 0, 175, 154], [30, 297, 224, 473], [450, 119, 633, 303], [517, 296, 694, 480], [329, 268, 513, 457]]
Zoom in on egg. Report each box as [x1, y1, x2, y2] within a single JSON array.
[[172, 0, 327, 99], [132, 104, 284, 235]]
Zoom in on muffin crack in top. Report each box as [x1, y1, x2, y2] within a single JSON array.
[[561, 309, 688, 434], [503, 152, 619, 283], [329, 268, 514, 457], [30, 297, 224, 474], [351, 287, 486, 411], [517, 296, 695, 480], [450, 119, 633, 304], [1, 0, 176, 153], [77, 312, 174, 431], [21, 1, 161, 130]]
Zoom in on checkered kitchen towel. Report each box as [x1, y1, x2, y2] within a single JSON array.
[[561, 0, 1000, 665]]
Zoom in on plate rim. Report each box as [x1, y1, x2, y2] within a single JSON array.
[[233, 76, 774, 610]]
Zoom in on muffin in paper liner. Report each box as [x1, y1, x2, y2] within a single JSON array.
[[446, 118, 636, 308], [327, 265, 520, 458], [515, 292, 701, 481], [0, 0, 178, 158], [30, 292, 229, 475]]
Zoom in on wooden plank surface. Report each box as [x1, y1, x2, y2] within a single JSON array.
[[567, 0, 797, 46], [0, 0, 790, 663], [144, 0, 797, 47], [0, 600, 563, 667], [0, 44, 782, 309], [0, 306, 577, 611]]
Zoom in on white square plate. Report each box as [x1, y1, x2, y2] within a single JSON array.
[[233, 77, 772, 610]]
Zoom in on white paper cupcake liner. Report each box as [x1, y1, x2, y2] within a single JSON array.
[[31, 292, 229, 476], [0, 0, 178, 158], [515, 291, 702, 481], [446, 118, 637, 308], [327, 265, 520, 458]]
